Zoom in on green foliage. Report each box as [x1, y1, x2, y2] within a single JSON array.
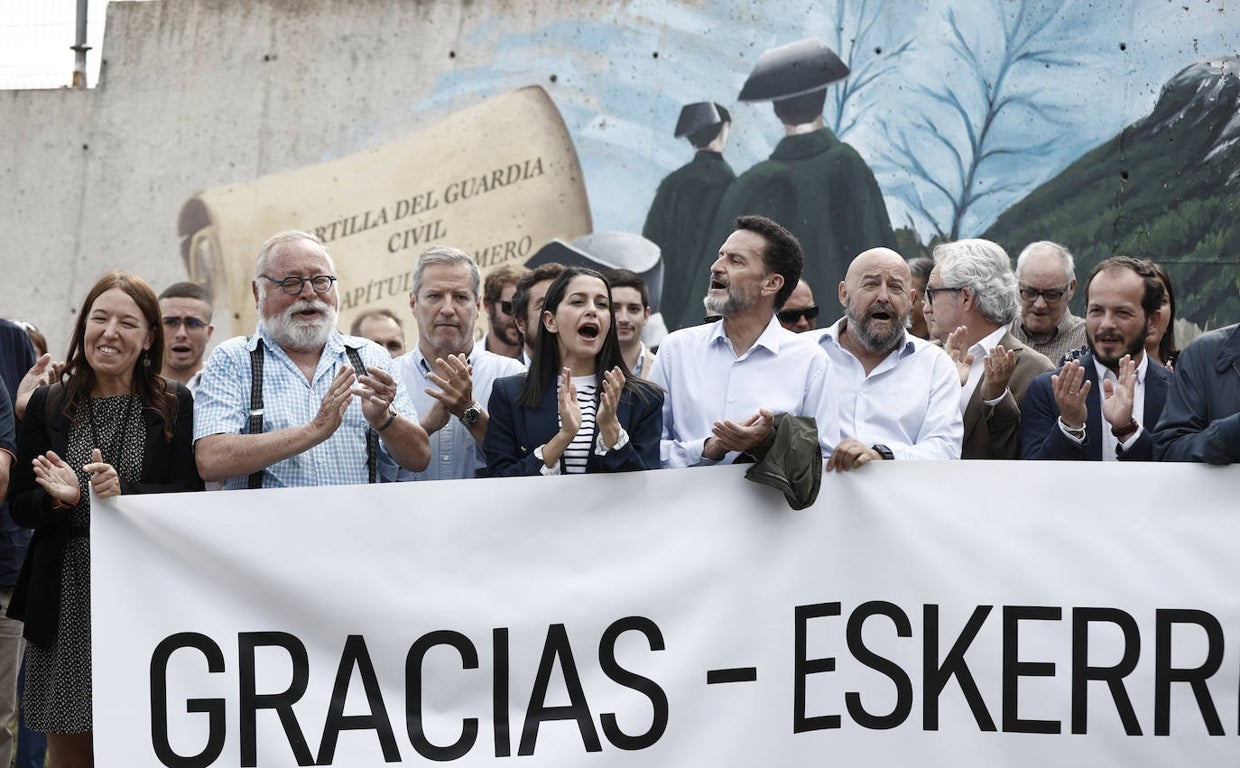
[[984, 126, 1240, 329]]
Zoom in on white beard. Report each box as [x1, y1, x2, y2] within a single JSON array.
[[262, 297, 338, 351]]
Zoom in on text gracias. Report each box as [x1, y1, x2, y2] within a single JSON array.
[[148, 602, 1233, 767]]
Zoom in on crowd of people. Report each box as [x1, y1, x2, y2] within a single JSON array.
[[0, 217, 1237, 767]]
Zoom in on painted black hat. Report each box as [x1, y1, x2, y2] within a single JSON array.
[[527, 234, 665, 313], [738, 38, 850, 102], [674, 101, 732, 138]]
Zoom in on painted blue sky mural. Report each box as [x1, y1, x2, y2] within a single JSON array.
[[408, 0, 1238, 242]]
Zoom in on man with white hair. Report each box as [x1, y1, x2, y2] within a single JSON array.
[[1010, 241, 1088, 364], [923, 239, 1053, 459], [194, 230, 430, 487]]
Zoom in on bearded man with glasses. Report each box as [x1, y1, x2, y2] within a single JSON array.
[[1010, 241, 1088, 365], [193, 230, 430, 488], [481, 263, 527, 360]]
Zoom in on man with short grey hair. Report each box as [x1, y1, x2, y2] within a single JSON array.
[[391, 246, 525, 480], [1010, 241, 1087, 364], [924, 239, 1053, 459], [194, 230, 430, 487]]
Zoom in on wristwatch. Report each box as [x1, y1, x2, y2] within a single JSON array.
[[871, 444, 894, 461], [461, 402, 483, 427]]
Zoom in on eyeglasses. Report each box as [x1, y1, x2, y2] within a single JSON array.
[[498, 300, 514, 316], [1018, 284, 1069, 304], [162, 316, 209, 331], [923, 286, 963, 306], [777, 306, 820, 324], [261, 274, 337, 295]]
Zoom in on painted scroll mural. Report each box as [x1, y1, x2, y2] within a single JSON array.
[[180, 0, 1240, 337]]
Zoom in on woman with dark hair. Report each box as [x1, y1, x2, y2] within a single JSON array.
[[7, 271, 201, 767], [483, 267, 663, 476], [1146, 262, 1179, 369]]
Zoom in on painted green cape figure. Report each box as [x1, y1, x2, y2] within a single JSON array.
[[677, 38, 896, 331], [643, 102, 736, 329]]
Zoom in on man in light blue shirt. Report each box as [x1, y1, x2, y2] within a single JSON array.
[[388, 246, 525, 481], [194, 231, 430, 488], [649, 215, 840, 467], [816, 247, 963, 470]]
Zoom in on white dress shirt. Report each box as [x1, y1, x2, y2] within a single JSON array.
[[648, 315, 840, 468], [816, 319, 963, 460], [960, 326, 1009, 409], [388, 344, 526, 480]]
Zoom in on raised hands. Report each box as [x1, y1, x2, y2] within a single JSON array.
[[32, 449, 82, 507], [84, 447, 122, 499], [1050, 359, 1091, 430], [16, 354, 66, 420], [424, 354, 474, 419], [944, 326, 974, 386], [309, 366, 356, 440], [708, 408, 774, 457], [978, 345, 1017, 402], [596, 366, 625, 449], [354, 365, 401, 427], [1101, 354, 1138, 430], [556, 368, 582, 439]]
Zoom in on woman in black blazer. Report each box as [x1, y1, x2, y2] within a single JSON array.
[[7, 271, 201, 767], [483, 267, 662, 476]]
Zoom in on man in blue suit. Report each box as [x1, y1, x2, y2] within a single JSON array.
[[1021, 257, 1171, 461]]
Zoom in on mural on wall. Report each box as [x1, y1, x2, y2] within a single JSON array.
[[177, 88, 592, 336], [176, 0, 1240, 338]]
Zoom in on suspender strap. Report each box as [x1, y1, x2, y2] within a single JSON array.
[[246, 339, 378, 487], [247, 340, 266, 489], [344, 345, 378, 484]]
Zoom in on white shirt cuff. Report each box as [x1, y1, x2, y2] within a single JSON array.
[[534, 444, 561, 476], [594, 427, 630, 455]]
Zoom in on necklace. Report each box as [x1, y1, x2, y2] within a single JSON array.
[[87, 393, 137, 466]]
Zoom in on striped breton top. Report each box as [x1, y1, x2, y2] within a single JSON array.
[[562, 375, 598, 474]]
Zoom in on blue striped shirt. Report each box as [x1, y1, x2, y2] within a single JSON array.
[[193, 327, 418, 489]]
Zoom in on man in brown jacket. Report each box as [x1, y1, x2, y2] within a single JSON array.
[[923, 239, 1054, 459]]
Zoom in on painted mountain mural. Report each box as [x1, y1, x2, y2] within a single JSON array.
[[985, 57, 1240, 330]]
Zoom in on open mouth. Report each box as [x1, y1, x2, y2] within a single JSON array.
[[578, 323, 600, 339], [171, 344, 193, 355], [709, 278, 727, 291]]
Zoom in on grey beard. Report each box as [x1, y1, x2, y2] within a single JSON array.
[[262, 301, 338, 352], [847, 305, 907, 353], [702, 288, 756, 318]]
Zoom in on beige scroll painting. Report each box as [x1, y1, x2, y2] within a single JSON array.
[[177, 86, 593, 337]]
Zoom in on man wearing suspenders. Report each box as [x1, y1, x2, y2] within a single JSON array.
[[193, 230, 429, 488]]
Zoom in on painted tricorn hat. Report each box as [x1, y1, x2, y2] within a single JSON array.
[[674, 101, 731, 138], [738, 37, 850, 102]]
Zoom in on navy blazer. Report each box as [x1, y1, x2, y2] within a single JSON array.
[[1021, 352, 1171, 460], [481, 374, 663, 477]]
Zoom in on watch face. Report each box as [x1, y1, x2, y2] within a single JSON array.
[[462, 404, 481, 426]]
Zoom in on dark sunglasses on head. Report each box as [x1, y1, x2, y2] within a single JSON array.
[[162, 316, 209, 330], [777, 305, 819, 324]]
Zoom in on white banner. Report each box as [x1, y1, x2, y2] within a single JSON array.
[[93, 462, 1240, 766]]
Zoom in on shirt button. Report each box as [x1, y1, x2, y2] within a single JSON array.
[[441, 454, 450, 461]]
